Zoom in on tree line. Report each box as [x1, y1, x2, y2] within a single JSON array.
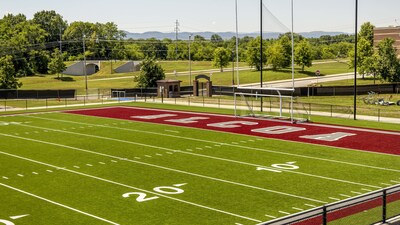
[[0, 10, 399, 89]]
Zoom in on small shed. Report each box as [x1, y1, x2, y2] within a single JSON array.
[[156, 80, 182, 98]]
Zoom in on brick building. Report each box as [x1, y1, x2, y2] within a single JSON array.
[[373, 26, 400, 57]]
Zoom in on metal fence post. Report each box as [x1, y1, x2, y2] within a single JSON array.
[[203, 95, 205, 107], [4, 100, 6, 112], [25, 99, 28, 110], [65, 98, 67, 107], [331, 105, 333, 117], [383, 189, 387, 223], [378, 109, 381, 122], [323, 206, 328, 225], [46, 98, 48, 108], [84, 96, 86, 105]]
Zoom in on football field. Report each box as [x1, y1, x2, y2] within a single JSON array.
[[1, 106, 400, 225]]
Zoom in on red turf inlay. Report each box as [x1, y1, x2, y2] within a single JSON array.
[[66, 106, 400, 155]]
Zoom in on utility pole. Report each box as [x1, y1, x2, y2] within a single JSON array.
[[83, 34, 88, 97], [189, 34, 193, 86], [260, 0, 263, 112], [354, 0, 358, 120], [174, 20, 180, 61]]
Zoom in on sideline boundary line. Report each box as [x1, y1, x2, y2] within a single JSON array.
[[24, 114, 400, 173], [0, 133, 327, 204], [0, 151, 262, 223], [0, 183, 120, 225]]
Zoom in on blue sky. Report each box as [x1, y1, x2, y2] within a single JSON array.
[[1, 0, 399, 33]]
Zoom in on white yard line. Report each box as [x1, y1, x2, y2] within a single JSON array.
[[0, 151, 261, 223], [24, 115, 400, 174], [0, 183, 120, 225], [9, 123, 382, 189], [0, 133, 327, 204]]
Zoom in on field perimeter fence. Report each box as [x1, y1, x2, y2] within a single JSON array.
[[259, 185, 400, 225]]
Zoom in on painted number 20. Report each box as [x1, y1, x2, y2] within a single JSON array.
[[123, 183, 186, 203]]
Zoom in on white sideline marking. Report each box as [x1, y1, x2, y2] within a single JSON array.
[[361, 188, 372, 192], [340, 194, 352, 198], [381, 183, 392, 186], [292, 207, 304, 211], [0, 183, 119, 225], [264, 215, 277, 219], [279, 211, 290, 215], [165, 130, 180, 134], [0, 135, 328, 204], [304, 204, 317, 208], [0, 128, 381, 189], [17, 174, 24, 177], [351, 191, 362, 195], [328, 197, 341, 201], [2, 176, 9, 180], [391, 180, 400, 184], [0, 152, 261, 223], [25, 115, 400, 175]]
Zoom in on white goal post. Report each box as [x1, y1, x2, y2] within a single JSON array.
[[234, 87, 309, 123]]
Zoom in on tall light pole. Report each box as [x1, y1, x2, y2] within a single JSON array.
[[232, 50, 235, 86], [189, 34, 193, 86], [354, 0, 358, 120], [83, 34, 88, 97]]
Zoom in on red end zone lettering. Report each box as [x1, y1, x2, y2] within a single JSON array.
[[66, 107, 400, 155]]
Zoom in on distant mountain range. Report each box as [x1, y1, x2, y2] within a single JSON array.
[[124, 31, 348, 40]]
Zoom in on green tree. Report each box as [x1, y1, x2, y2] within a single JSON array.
[[294, 40, 313, 71], [359, 22, 375, 45], [278, 35, 292, 68], [266, 41, 286, 70], [376, 38, 400, 82], [32, 10, 68, 43], [246, 37, 267, 71], [134, 58, 165, 88], [210, 34, 223, 47], [48, 49, 66, 79], [349, 38, 374, 78], [212, 47, 231, 72], [0, 56, 22, 89]]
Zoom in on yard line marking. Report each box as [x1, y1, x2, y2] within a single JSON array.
[[134, 157, 141, 160], [86, 164, 93, 167], [231, 142, 239, 145], [46, 170, 53, 173], [391, 180, 400, 184], [32, 172, 39, 175], [205, 146, 212, 149], [17, 174, 24, 177], [248, 140, 255, 142], [14, 133, 19, 135], [340, 194, 352, 198], [26, 115, 400, 174], [380, 183, 392, 186], [328, 197, 341, 201], [186, 149, 193, 152], [235, 223, 243, 225], [2, 176, 9, 180], [0, 136, 328, 204], [196, 148, 203, 150], [351, 191, 362, 195], [361, 188, 372, 192], [240, 141, 247, 143], [10, 214, 29, 220], [99, 162, 106, 165], [144, 155, 152, 158], [264, 215, 277, 219], [292, 207, 304, 211], [166, 152, 173, 154], [279, 211, 290, 215], [0, 129, 381, 189], [73, 166, 80, 169], [111, 160, 118, 163], [0, 183, 120, 225], [304, 204, 317, 208], [156, 154, 163, 156], [0, 152, 262, 223], [165, 130, 180, 134]]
